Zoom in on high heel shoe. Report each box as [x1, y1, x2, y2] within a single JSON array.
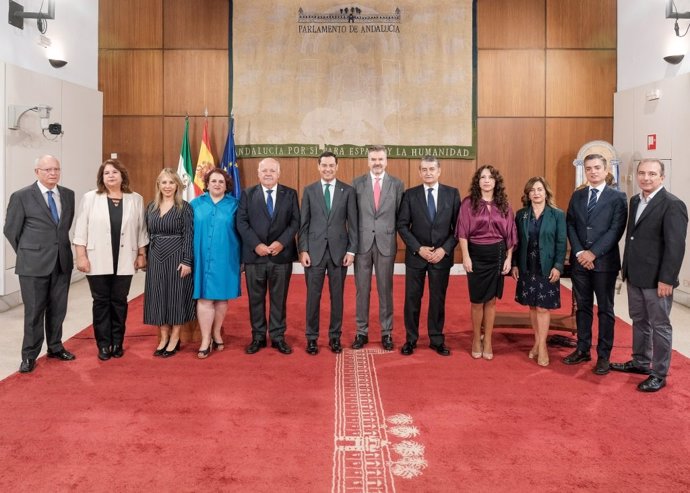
[[482, 351, 494, 361], [153, 339, 169, 357], [212, 338, 225, 352], [471, 339, 483, 359], [537, 348, 549, 367], [197, 343, 212, 359], [162, 340, 180, 358], [528, 347, 539, 360]]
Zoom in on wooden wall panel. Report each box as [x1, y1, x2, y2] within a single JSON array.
[[477, 118, 546, 208], [163, 0, 229, 49], [544, 118, 613, 210], [163, 51, 229, 116], [99, 0, 163, 49], [546, 50, 617, 117], [478, 50, 545, 117], [477, 0, 545, 49], [103, 117, 164, 204], [99, 51, 163, 115], [546, 0, 617, 48]]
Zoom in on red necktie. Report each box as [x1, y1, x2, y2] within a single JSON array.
[[373, 177, 381, 211]]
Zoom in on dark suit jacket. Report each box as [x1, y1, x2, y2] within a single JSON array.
[[236, 184, 299, 264], [352, 173, 404, 256], [622, 188, 688, 288], [396, 184, 460, 269], [514, 205, 567, 276], [298, 179, 358, 265], [566, 185, 627, 272], [4, 182, 75, 276]]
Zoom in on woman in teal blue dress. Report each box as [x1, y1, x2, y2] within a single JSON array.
[[191, 168, 241, 359]]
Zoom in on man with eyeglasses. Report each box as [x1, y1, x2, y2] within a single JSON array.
[[4, 155, 76, 373]]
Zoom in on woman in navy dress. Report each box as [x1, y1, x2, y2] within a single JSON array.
[[190, 168, 241, 359], [144, 168, 195, 358], [511, 177, 566, 367]]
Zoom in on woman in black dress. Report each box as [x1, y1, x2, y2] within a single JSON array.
[[144, 168, 195, 357], [511, 177, 566, 366]]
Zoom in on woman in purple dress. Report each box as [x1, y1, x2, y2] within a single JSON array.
[[456, 165, 517, 360]]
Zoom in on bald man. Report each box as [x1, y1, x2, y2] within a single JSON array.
[[236, 158, 300, 354], [4, 155, 76, 373]]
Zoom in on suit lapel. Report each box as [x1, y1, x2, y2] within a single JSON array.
[[315, 182, 329, 219], [587, 186, 609, 222], [254, 185, 272, 221], [634, 189, 664, 228], [31, 183, 56, 225], [378, 175, 392, 214], [417, 186, 433, 224]]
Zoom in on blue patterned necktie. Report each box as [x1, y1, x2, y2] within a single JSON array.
[[427, 188, 436, 221], [47, 190, 59, 224], [266, 189, 274, 217], [587, 188, 599, 216]]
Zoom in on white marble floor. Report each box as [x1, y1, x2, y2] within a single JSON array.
[[1, 274, 689, 380]]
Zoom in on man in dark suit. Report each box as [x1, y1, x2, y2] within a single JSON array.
[[611, 159, 688, 392], [352, 145, 404, 351], [397, 156, 460, 356], [563, 153, 627, 374], [236, 158, 300, 355], [4, 155, 76, 373], [299, 151, 358, 354]]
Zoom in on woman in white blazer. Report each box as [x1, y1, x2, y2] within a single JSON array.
[[74, 159, 149, 361]]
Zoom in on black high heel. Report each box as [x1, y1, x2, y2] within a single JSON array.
[[154, 338, 169, 357], [212, 338, 225, 352], [197, 342, 212, 359], [162, 340, 180, 358]]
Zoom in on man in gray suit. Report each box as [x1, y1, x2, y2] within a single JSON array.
[[4, 155, 76, 373], [352, 145, 404, 350], [299, 151, 358, 355]]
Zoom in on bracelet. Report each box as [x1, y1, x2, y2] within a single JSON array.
[[137, 253, 145, 257]]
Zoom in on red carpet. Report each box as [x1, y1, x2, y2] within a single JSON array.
[[1, 275, 689, 492]]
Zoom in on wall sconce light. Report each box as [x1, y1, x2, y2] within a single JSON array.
[[663, 54, 685, 64], [48, 58, 67, 68]]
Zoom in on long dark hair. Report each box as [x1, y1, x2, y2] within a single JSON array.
[[469, 165, 509, 215]]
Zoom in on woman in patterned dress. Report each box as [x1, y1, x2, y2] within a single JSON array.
[[511, 177, 566, 367], [144, 168, 195, 358]]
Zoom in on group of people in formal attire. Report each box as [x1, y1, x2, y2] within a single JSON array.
[[4, 150, 687, 392]]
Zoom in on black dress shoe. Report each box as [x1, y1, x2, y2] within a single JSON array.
[[562, 349, 591, 365], [430, 343, 451, 356], [351, 334, 368, 349], [593, 358, 610, 375], [329, 338, 343, 354], [246, 338, 267, 354], [382, 335, 394, 351], [637, 375, 666, 392], [162, 340, 180, 358], [111, 345, 124, 358], [98, 347, 111, 361], [306, 340, 318, 355], [47, 349, 76, 361], [153, 347, 166, 357], [271, 339, 293, 355], [19, 359, 36, 373], [610, 360, 651, 375], [401, 341, 416, 356]]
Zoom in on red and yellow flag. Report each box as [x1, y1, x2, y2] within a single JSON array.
[[193, 120, 215, 195]]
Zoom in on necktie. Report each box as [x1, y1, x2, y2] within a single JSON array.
[[266, 189, 274, 217], [373, 177, 381, 211], [324, 183, 331, 214], [427, 188, 436, 221], [587, 188, 599, 216], [47, 190, 59, 224]]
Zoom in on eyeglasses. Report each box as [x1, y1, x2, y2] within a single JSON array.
[[37, 168, 61, 173]]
